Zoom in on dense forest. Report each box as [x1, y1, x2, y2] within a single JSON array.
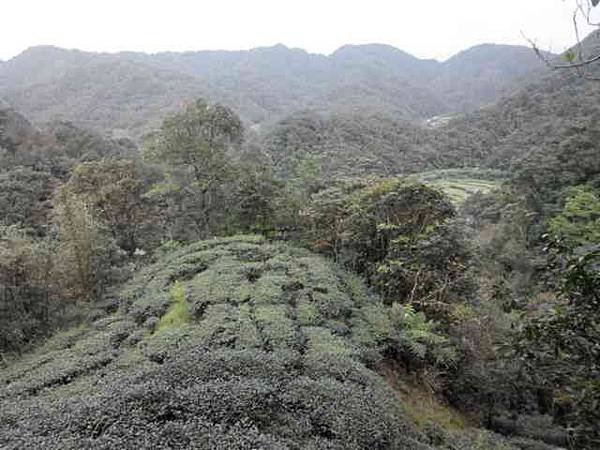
[[0, 18, 599, 450], [0, 42, 549, 138]]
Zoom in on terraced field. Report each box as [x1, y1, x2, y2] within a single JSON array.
[[415, 168, 507, 204]]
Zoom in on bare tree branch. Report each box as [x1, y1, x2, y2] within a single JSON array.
[[523, 1, 600, 80], [577, 0, 600, 26], [552, 53, 600, 68]]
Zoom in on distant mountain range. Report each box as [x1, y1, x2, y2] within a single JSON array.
[[1, 32, 599, 209], [0, 42, 551, 138], [256, 31, 600, 180]]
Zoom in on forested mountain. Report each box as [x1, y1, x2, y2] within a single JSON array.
[[430, 32, 600, 201], [431, 44, 550, 113], [258, 32, 600, 184], [259, 112, 428, 179], [0, 47, 211, 139], [0, 42, 547, 137]]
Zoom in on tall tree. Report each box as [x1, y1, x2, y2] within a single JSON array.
[[60, 159, 161, 255], [0, 168, 54, 231], [0, 226, 55, 353], [143, 99, 243, 240], [231, 163, 281, 235], [53, 192, 115, 300]]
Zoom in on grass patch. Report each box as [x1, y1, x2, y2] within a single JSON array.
[[157, 282, 190, 332], [378, 360, 471, 431], [415, 168, 510, 182], [402, 388, 469, 430], [428, 179, 500, 204], [412, 168, 506, 205]]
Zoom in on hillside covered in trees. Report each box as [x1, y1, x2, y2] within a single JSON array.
[[0, 42, 548, 137], [1, 19, 599, 450]]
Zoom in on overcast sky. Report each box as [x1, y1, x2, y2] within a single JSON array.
[[1, 0, 597, 61]]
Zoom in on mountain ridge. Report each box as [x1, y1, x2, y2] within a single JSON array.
[[0, 41, 551, 137], [5, 41, 543, 61]]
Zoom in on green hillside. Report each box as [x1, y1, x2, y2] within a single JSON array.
[[0, 236, 427, 449], [0, 42, 547, 137], [2, 236, 543, 449]]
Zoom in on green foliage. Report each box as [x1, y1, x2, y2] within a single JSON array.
[[549, 186, 600, 248], [0, 226, 57, 353], [0, 236, 430, 449], [143, 98, 242, 174], [564, 49, 577, 64], [156, 282, 190, 332], [0, 168, 53, 230], [517, 242, 600, 447], [0, 109, 143, 354], [303, 178, 471, 312], [463, 187, 544, 309], [61, 158, 163, 255], [53, 192, 117, 300], [513, 118, 600, 214], [295, 177, 473, 394], [302, 179, 364, 255], [230, 163, 281, 235], [263, 112, 445, 179], [389, 304, 458, 370], [268, 154, 326, 235], [143, 98, 244, 240], [0, 106, 139, 240]]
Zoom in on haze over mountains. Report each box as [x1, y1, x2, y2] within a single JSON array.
[[0, 42, 549, 137], [2, 33, 599, 184]]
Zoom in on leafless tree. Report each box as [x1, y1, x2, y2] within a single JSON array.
[[524, 0, 600, 79]]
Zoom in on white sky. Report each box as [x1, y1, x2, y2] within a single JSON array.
[[0, 0, 598, 61]]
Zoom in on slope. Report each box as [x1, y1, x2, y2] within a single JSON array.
[[0, 47, 213, 138], [258, 32, 599, 184], [260, 111, 429, 179], [427, 30, 600, 204], [0, 42, 548, 138], [0, 236, 429, 449], [432, 44, 549, 112]]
